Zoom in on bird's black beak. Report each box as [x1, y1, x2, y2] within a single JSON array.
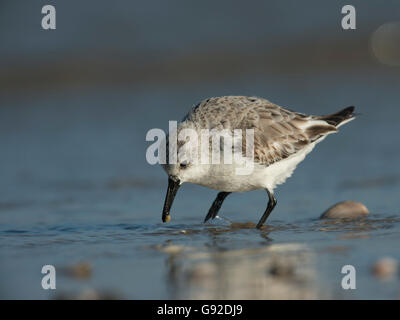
[[162, 176, 181, 223]]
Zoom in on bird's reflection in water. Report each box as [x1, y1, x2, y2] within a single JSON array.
[[155, 215, 400, 299], [162, 240, 318, 299]]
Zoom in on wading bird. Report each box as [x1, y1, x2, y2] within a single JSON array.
[[161, 96, 355, 229]]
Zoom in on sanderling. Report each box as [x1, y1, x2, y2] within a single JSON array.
[[161, 96, 355, 229]]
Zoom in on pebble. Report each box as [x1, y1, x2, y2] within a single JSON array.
[[62, 262, 92, 279], [320, 201, 369, 219], [372, 257, 398, 279]]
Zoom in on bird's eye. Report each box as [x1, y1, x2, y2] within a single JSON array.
[[180, 162, 188, 169]]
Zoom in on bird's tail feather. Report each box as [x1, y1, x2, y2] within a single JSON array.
[[318, 106, 356, 128]]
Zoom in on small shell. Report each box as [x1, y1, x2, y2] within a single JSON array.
[[320, 201, 369, 219]]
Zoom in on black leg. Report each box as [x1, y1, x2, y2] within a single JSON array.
[[204, 192, 231, 223], [256, 189, 277, 229]]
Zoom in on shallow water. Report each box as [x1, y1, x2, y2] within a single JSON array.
[[1, 0, 400, 299], [1, 70, 400, 299]]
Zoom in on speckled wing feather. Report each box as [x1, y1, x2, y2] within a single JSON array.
[[183, 96, 338, 167]]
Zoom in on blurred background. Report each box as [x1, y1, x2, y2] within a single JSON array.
[[0, 0, 399, 299]]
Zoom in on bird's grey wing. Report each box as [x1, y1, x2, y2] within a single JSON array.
[[243, 102, 337, 166], [183, 96, 337, 167]]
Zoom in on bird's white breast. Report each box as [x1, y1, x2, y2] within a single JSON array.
[[191, 140, 319, 193]]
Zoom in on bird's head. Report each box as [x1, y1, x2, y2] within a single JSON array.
[[160, 127, 211, 223]]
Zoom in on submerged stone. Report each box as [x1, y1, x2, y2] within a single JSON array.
[[372, 257, 398, 279], [320, 201, 369, 219]]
